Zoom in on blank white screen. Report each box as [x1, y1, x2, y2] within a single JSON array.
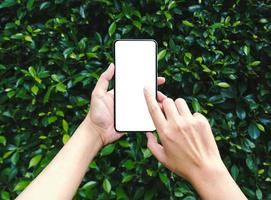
[[115, 40, 157, 132]]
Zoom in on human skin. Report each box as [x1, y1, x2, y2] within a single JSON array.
[[16, 63, 247, 200], [143, 87, 247, 200], [16, 63, 166, 200]]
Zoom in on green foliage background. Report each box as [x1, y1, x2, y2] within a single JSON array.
[[0, 0, 271, 199]]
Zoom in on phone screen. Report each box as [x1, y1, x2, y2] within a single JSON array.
[[114, 39, 157, 132]]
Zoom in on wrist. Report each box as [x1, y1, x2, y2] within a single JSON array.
[[189, 160, 246, 200], [81, 116, 104, 150]]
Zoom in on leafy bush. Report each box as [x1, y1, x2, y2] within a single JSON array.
[[0, 0, 271, 199]]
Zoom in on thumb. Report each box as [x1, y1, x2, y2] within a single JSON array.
[[146, 132, 167, 164]]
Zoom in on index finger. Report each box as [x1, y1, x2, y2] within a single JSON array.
[[143, 86, 167, 131]]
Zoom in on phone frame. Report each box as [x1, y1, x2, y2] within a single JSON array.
[[113, 39, 158, 133]]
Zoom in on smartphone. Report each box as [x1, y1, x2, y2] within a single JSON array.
[[114, 39, 157, 132]]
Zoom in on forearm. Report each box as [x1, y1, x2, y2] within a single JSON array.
[[17, 117, 103, 200], [190, 163, 247, 200]]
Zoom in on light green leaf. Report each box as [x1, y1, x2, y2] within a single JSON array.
[[249, 61, 261, 67], [1, 191, 10, 200], [47, 116, 57, 124], [13, 180, 30, 191], [256, 188, 262, 200], [132, 20, 142, 29], [62, 119, 69, 133], [63, 47, 74, 59], [158, 49, 167, 61], [217, 82, 230, 88], [100, 144, 115, 156], [25, 35, 33, 42], [0, 136, 7, 146], [29, 155, 42, 168], [81, 181, 97, 190], [62, 134, 70, 144], [31, 85, 39, 95], [55, 82, 67, 93], [182, 20, 194, 27], [103, 178, 111, 193], [256, 123, 265, 132], [243, 45, 250, 55], [192, 98, 201, 112], [108, 22, 116, 37]]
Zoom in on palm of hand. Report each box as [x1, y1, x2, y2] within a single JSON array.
[[88, 90, 121, 145]]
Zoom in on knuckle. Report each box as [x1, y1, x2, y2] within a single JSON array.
[[164, 131, 174, 142], [150, 105, 159, 113], [195, 115, 208, 127], [163, 97, 173, 106], [175, 98, 186, 104]]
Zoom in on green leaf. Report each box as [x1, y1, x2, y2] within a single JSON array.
[[182, 20, 194, 27], [159, 172, 169, 185], [47, 116, 57, 124], [230, 164, 239, 180], [0, 136, 7, 146], [183, 196, 196, 200], [31, 85, 39, 95], [246, 155, 255, 170], [121, 174, 134, 183], [28, 66, 37, 77], [192, 98, 201, 112], [0, 0, 16, 9], [243, 45, 250, 55], [132, 20, 142, 29], [217, 82, 230, 88], [27, 0, 35, 11], [122, 159, 135, 170], [184, 52, 192, 65], [256, 188, 263, 200], [236, 105, 246, 120], [62, 119, 69, 133], [103, 178, 111, 193], [62, 134, 70, 144], [81, 181, 97, 190], [55, 82, 67, 93], [63, 47, 74, 59], [256, 123, 265, 132], [158, 49, 167, 61], [248, 123, 260, 139], [25, 35, 33, 42], [13, 180, 30, 191], [119, 140, 130, 148], [39, 1, 50, 10], [11, 151, 19, 165], [108, 22, 116, 37], [249, 61, 261, 67], [142, 148, 152, 158], [1, 191, 10, 200], [29, 155, 42, 168], [100, 144, 115, 156]]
